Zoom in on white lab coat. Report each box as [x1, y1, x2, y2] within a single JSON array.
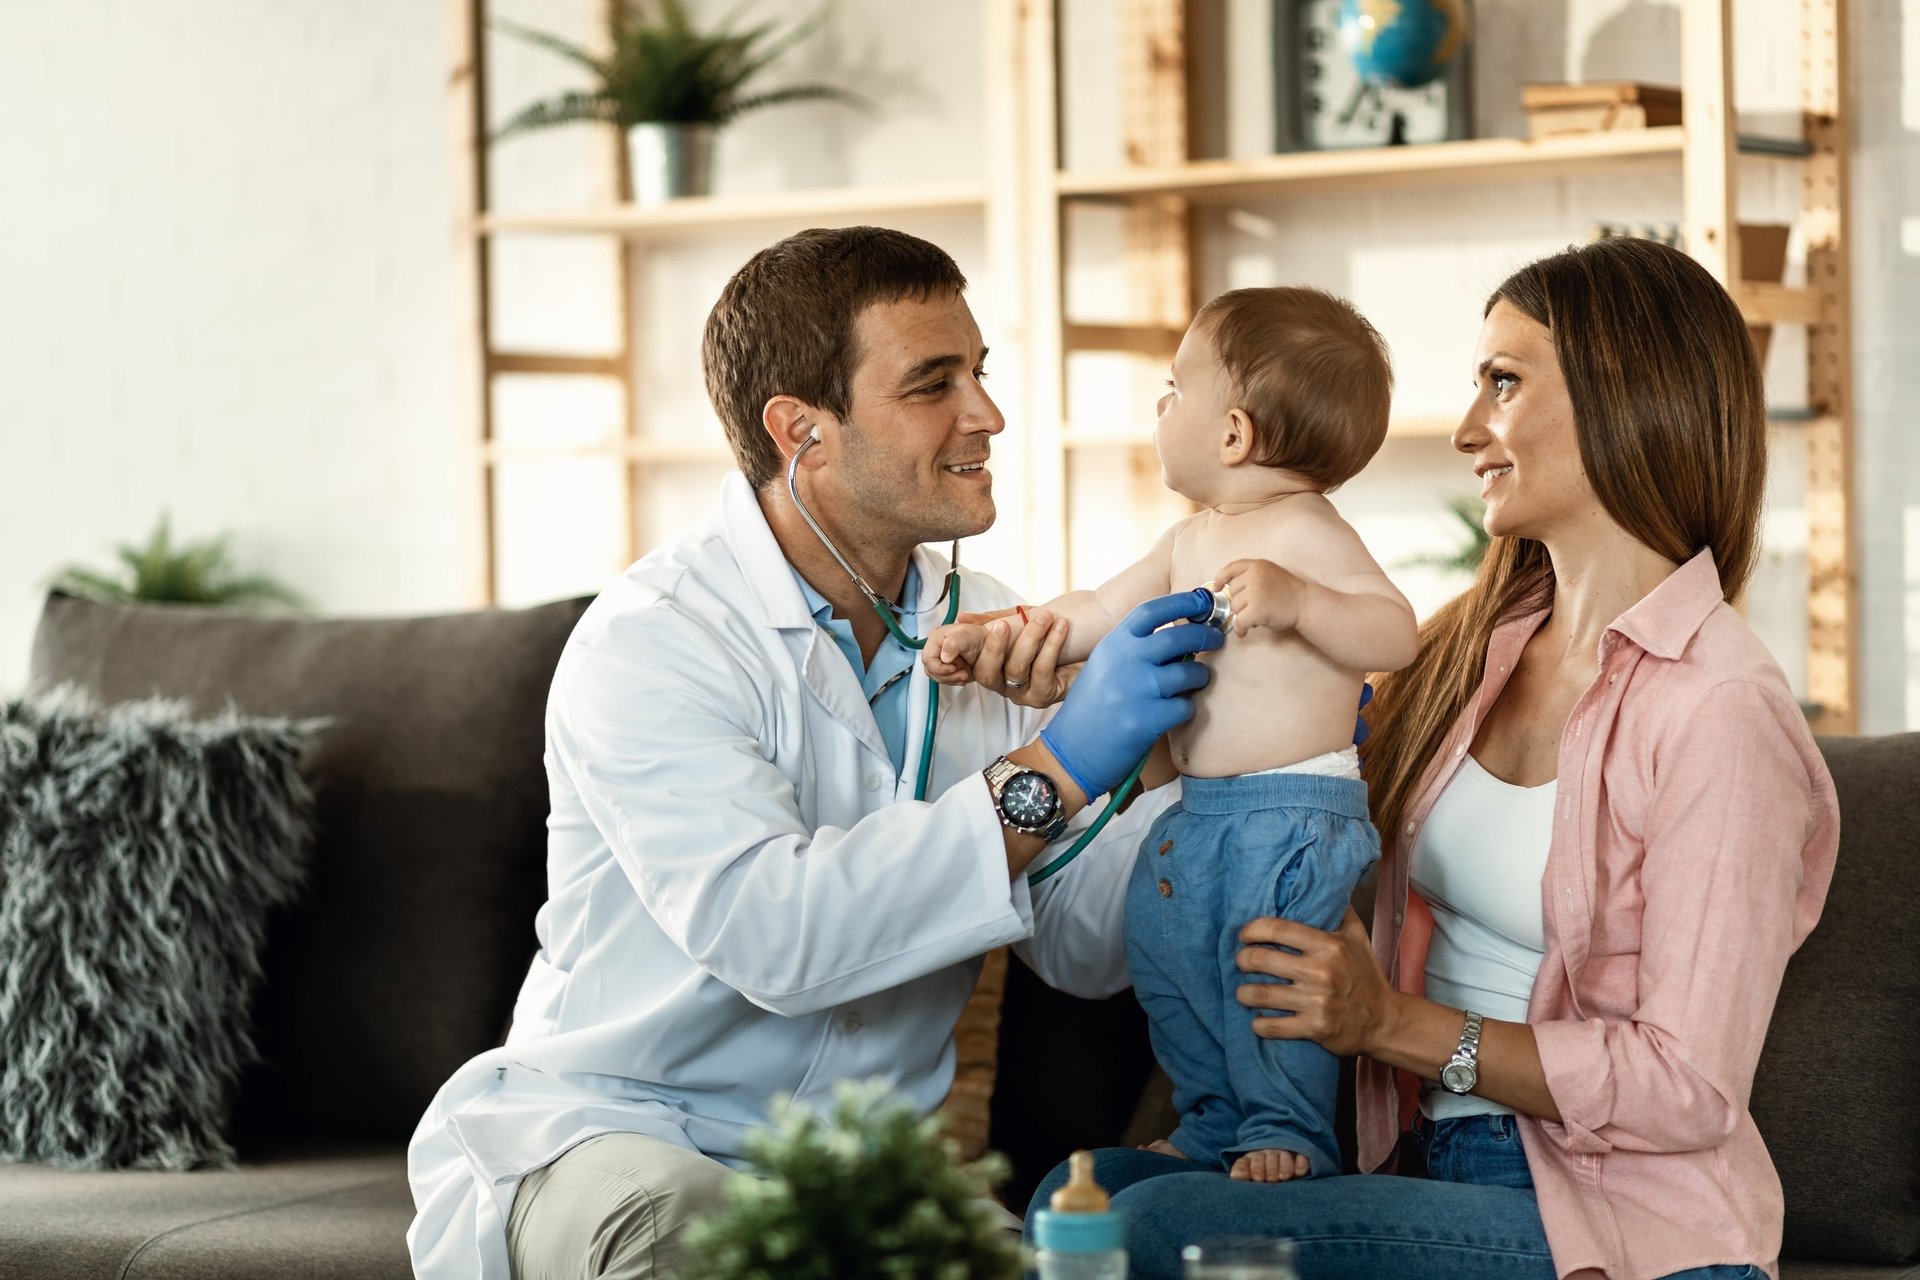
[[405, 472, 1174, 1280]]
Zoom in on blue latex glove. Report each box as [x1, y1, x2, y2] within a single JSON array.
[[1040, 590, 1225, 799]]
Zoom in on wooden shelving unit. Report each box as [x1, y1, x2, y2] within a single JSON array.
[[477, 181, 987, 239], [448, 0, 1858, 732], [1056, 126, 1690, 201], [445, 0, 1005, 607], [1009, 0, 1857, 732]]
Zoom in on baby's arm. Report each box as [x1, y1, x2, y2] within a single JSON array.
[[1216, 518, 1418, 674], [923, 621, 989, 685], [1041, 518, 1185, 664]]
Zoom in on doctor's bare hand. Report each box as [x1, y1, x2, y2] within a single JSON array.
[[1234, 908, 1399, 1058], [972, 608, 1074, 708]]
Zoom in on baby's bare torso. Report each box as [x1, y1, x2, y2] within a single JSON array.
[[1168, 499, 1368, 778]]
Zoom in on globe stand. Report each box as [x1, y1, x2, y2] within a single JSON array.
[[1336, 81, 1415, 147]]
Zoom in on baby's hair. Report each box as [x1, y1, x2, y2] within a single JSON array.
[[1192, 286, 1393, 489]]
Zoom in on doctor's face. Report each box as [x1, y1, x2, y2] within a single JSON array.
[[826, 292, 1006, 549]]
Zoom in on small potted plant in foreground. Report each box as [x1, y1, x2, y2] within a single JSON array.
[[493, 0, 864, 206], [680, 1079, 1021, 1280]]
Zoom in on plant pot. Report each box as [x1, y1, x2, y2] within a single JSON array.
[[626, 122, 715, 206]]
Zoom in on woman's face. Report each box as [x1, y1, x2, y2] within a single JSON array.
[[1453, 301, 1603, 543]]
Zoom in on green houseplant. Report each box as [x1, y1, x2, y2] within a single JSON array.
[[1398, 494, 1491, 577], [492, 0, 864, 205], [51, 514, 306, 610], [680, 1079, 1022, 1280]]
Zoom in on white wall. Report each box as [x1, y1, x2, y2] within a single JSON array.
[[0, 2, 464, 687], [1, 0, 1914, 729], [1851, 0, 1920, 730]]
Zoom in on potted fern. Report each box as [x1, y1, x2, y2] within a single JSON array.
[[680, 1080, 1022, 1280], [493, 0, 864, 205], [51, 514, 305, 610], [1397, 494, 1491, 577]]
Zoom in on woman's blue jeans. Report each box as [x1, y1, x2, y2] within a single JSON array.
[[1023, 1114, 1765, 1280]]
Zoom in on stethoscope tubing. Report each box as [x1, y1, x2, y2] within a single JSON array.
[[784, 432, 1139, 877]]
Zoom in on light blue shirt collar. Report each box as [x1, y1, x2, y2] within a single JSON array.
[[790, 561, 922, 775]]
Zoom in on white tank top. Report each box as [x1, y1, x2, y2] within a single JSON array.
[[1409, 755, 1554, 1121]]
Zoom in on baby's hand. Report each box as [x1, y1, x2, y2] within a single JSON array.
[[1214, 558, 1305, 637], [922, 621, 988, 685]]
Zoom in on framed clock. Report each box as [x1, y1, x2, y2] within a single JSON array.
[[1272, 0, 1474, 151]]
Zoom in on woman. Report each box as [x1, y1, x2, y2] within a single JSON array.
[[1023, 237, 1839, 1279]]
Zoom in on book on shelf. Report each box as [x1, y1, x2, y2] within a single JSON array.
[[1522, 82, 1683, 139]]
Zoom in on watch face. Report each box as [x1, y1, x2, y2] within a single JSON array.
[[1274, 0, 1472, 151], [1440, 1060, 1477, 1094], [1000, 771, 1059, 830]]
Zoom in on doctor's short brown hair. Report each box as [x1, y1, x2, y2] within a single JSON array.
[[703, 227, 969, 488], [1193, 286, 1393, 490]]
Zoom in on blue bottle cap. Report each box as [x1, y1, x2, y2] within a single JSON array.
[[1032, 1207, 1125, 1253]]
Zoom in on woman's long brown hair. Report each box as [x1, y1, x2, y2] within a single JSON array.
[[1360, 237, 1768, 844]]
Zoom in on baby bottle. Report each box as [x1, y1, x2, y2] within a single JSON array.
[[1030, 1150, 1127, 1279]]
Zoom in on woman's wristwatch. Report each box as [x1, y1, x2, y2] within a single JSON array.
[[1440, 1010, 1484, 1094]]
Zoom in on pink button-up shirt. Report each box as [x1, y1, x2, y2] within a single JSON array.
[[1358, 550, 1839, 1280]]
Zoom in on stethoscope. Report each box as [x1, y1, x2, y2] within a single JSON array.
[[786, 434, 1219, 884], [787, 434, 958, 806]]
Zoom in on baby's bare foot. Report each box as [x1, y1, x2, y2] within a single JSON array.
[[1229, 1149, 1310, 1182], [1137, 1138, 1188, 1158]]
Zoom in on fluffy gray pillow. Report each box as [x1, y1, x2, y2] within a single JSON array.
[[0, 689, 318, 1170]]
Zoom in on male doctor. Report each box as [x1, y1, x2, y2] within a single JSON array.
[[406, 226, 1222, 1280]]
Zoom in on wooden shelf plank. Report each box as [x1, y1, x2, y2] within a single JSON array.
[[480, 181, 987, 239], [1056, 127, 1688, 202], [1737, 282, 1825, 326], [1063, 322, 1185, 356], [489, 351, 624, 376], [1061, 416, 1457, 451], [484, 439, 732, 466]]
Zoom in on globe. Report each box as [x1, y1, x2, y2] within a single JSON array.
[[1337, 0, 1470, 91]]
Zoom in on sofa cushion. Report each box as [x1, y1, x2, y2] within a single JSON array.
[[25, 592, 592, 1146], [989, 951, 1158, 1211], [0, 1146, 411, 1279], [0, 693, 316, 1169], [1754, 733, 1920, 1263]]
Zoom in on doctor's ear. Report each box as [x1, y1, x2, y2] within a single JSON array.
[[763, 395, 827, 464]]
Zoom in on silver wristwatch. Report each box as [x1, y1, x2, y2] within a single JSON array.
[[1440, 1010, 1484, 1095], [983, 756, 1069, 842]]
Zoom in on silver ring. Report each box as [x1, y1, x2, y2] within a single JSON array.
[[1004, 677, 1029, 689]]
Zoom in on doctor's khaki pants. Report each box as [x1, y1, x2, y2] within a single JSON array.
[[507, 1132, 740, 1279]]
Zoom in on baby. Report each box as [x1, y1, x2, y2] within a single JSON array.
[[926, 286, 1417, 1182]]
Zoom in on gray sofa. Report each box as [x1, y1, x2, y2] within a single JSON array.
[[1, 592, 1914, 1278]]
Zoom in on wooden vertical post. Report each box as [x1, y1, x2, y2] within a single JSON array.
[[1680, 0, 1740, 285], [1801, 0, 1856, 732], [449, 0, 496, 605], [1019, 0, 1069, 598], [594, 0, 643, 569], [1116, 0, 1196, 540], [983, 0, 1036, 594]]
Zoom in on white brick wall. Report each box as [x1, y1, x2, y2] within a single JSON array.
[[0, 1, 463, 690], [1850, 0, 1920, 731], [1, 0, 1913, 728]]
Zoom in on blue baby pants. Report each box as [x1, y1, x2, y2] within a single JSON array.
[[1125, 770, 1379, 1177]]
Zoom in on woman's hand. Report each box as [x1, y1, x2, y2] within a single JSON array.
[[1234, 907, 1400, 1058]]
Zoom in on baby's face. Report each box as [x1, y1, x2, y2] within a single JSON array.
[[1153, 321, 1236, 501]]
